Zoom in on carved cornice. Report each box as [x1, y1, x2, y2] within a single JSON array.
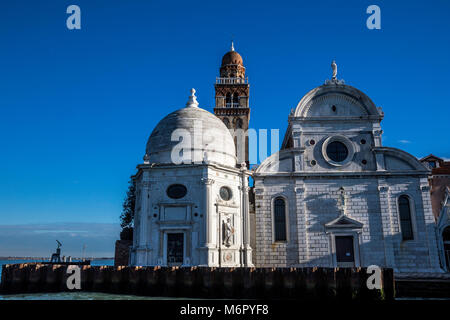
[[254, 188, 264, 194], [214, 108, 250, 116], [373, 130, 383, 136], [216, 201, 239, 208], [295, 187, 305, 194], [238, 186, 251, 192], [324, 78, 345, 85], [201, 178, 215, 185]]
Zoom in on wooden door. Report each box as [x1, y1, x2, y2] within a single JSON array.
[[336, 236, 355, 267], [167, 233, 184, 266]]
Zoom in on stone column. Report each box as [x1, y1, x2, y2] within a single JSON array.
[[377, 181, 396, 269], [292, 131, 305, 172], [254, 186, 265, 266], [373, 128, 383, 147], [139, 181, 150, 245], [419, 179, 441, 271], [240, 170, 253, 266], [295, 183, 308, 264], [139, 180, 151, 264], [201, 178, 215, 248]]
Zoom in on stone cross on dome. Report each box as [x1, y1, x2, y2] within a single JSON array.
[[185, 88, 199, 108]]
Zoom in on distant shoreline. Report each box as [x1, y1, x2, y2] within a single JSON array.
[[0, 257, 113, 260]]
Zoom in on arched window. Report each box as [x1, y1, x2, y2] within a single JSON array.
[[233, 93, 239, 106], [398, 195, 413, 240], [226, 93, 232, 106], [236, 118, 243, 129], [274, 197, 287, 241], [223, 118, 230, 128]]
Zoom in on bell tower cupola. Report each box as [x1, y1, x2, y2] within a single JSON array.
[[214, 41, 250, 165]]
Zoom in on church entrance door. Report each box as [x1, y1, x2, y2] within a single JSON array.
[[167, 233, 184, 266], [335, 236, 355, 267]]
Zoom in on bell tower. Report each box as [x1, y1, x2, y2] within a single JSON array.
[[214, 42, 250, 165]]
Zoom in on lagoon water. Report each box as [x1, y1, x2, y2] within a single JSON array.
[[0, 259, 197, 300], [0, 292, 162, 300], [0, 258, 153, 300]]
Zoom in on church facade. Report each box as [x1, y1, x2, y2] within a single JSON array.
[[129, 44, 443, 273]]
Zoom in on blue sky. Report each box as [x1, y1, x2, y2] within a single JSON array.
[[0, 0, 449, 256]]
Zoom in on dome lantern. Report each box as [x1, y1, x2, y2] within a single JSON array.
[[220, 41, 245, 78], [185, 88, 199, 108]]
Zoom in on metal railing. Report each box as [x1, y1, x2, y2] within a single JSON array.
[[225, 103, 241, 108], [216, 77, 248, 84]]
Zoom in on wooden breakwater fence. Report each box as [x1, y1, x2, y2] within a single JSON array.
[[0, 264, 394, 300]]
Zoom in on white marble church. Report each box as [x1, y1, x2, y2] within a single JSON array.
[[129, 44, 443, 273]]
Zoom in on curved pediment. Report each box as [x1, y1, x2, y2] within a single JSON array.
[[294, 83, 382, 119], [374, 147, 429, 172], [255, 149, 295, 174]]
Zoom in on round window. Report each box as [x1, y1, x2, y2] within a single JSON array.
[[166, 184, 187, 199], [219, 186, 232, 201], [326, 141, 348, 162], [322, 135, 354, 167]]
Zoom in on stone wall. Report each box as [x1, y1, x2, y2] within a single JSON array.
[[254, 176, 441, 272], [131, 163, 252, 267], [114, 240, 132, 267], [0, 263, 394, 300]]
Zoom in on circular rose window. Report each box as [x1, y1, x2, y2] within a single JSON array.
[[219, 186, 232, 201], [166, 184, 187, 199], [322, 135, 354, 167], [326, 141, 348, 162]]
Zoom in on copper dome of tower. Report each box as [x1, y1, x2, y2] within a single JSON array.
[[221, 41, 243, 66], [219, 41, 246, 78]]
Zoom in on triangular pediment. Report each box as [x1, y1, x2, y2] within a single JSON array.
[[420, 154, 443, 162], [325, 214, 363, 229]]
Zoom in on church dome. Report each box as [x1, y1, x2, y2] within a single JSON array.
[[145, 89, 237, 167], [221, 51, 243, 66], [221, 42, 243, 66]]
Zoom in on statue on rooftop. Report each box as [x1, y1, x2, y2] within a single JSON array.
[[331, 60, 337, 80]]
